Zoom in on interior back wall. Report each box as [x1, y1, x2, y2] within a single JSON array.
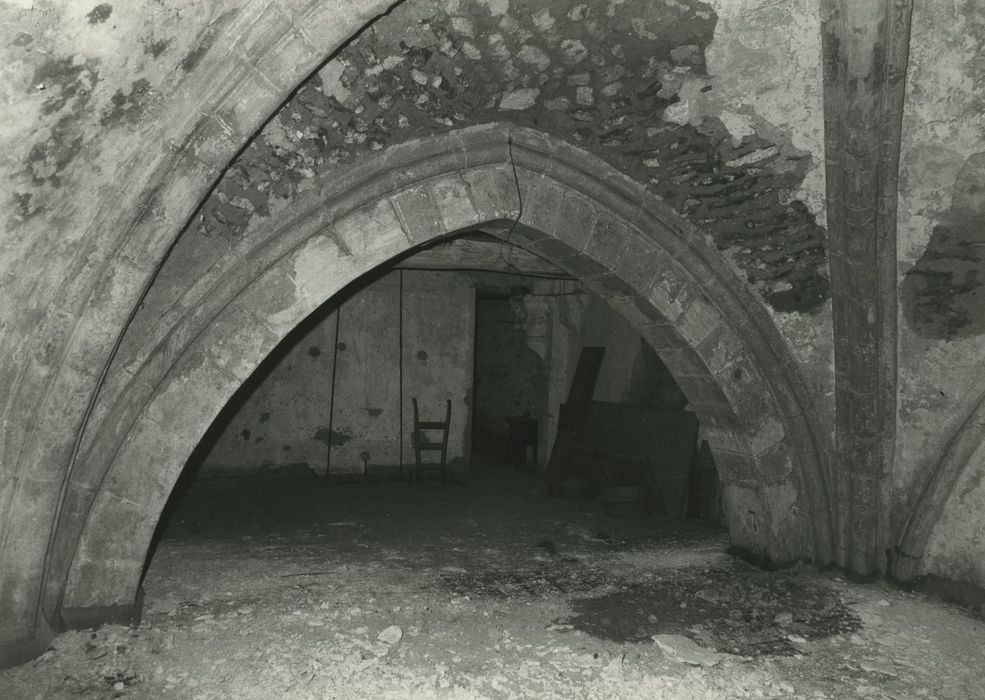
[[197, 269, 474, 477]]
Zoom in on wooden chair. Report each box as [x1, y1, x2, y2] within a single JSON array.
[[412, 398, 451, 482]]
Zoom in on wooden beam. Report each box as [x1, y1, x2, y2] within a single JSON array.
[[821, 0, 913, 574], [394, 236, 571, 277]]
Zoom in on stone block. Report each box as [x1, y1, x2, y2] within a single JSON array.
[[586, 274, 637, 300], [21, 364, 98, 484], [234, 264, 305, 337], [686, 399, 739, 428], [646, 343, 705, 376], [292, 2, 367, 48], [461, 165, 520, 222], [85, 254, 149, 333], [390, 185, 443, 244], [529, 236, 578, 265], [118, 161, 218, 267], [429, 175, 481, 232], [73, 373, 160, 492], [288, 232, 360, 309], [604, 293, 667, 329], [143, 352, 235, 442], [715, 351, 767, 408], [701, 425, 752, 456], [613, 232, 668, 294], [0, 566, 48, 662], [721, 482, 768, 542], [63, 493, 151, 607], [391, 146, 469, 193], [456, 123, 512, 165], [675, 374, 728, 407], [203, 305, 280, 383], [0, 476, 57, 576], [505, 223, 550, 247], [645, 260, 700, 322], [332, 198, 411, 263], [553, 192, 596, 251], [230, 5, 315, 92], [517, 174, 565, 235], [748, 415, 788, 458], [675, 294, 723, 347], [107, 416, 191, 508], [510, 128, 559, 176], [584, 209, 632, 270], [637, 196, 690, 258], [215, 63, 284, 138], [555, 251, 608, 280], [753, 439, 796, 484], [696, 324, 747, 376], [189, 113, 241, 173], [727, 381, 777, 429]]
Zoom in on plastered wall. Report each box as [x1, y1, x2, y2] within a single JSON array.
[[198, 270, 474, 477]]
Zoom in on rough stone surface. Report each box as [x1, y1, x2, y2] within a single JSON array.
[[651, 634, 725, 667], [0, 0, 395, 662], [0, 0, 983, 671], [189, 0, 829, 313], [922, 434, 985, 590], [901, 153, 985, 340], [894, 0, 985, 583]]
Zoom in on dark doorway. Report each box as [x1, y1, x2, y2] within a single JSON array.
[[471, 289, 548, 466]]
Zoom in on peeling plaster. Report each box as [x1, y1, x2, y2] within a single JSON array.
[[902, 153, 985, 340], [895, 0, 985, 509]]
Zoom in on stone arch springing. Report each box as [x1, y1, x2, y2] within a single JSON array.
[[0, 0, 401, 662], [892, 381, 985, 581], [57, 125, 833, 625]]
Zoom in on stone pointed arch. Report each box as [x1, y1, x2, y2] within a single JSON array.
[[0, 0, 402, 665], [58, 125, 833, 625]]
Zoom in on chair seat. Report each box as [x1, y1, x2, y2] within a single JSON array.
[[416, 441, 445, 450]]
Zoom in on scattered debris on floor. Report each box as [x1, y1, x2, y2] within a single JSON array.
[[1, 470, 983, 698]]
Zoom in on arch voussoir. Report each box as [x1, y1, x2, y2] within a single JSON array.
[[460, 166, 521, 223]]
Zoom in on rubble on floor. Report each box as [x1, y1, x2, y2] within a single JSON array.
[[1, 470, 982, 698]]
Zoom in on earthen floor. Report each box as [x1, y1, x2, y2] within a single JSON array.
[[1, 463, 982, 698]]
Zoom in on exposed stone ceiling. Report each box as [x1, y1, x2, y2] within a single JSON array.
[[191, 0, 828, 313]]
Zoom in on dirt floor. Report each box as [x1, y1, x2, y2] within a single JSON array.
[[2, 462, 984, 699]]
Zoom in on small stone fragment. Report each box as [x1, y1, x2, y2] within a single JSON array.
[[652, 634, 724, 667], [602, 81, 623, 97], [532, 8, 555, 30], [451, 16, 475, 37], [670, 44, 702, 66], [774, 611, 794, 628], [560, 39, 588, 65], [518, 44, 551, 71], [486, 0, 509, 16], [378, 625, 403, 645], [499, 88, 540, 111]]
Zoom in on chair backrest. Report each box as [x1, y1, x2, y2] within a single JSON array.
[[411, 398, 451, 428]]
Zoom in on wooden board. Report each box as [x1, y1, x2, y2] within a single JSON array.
[[545, 346, 605, 481]]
